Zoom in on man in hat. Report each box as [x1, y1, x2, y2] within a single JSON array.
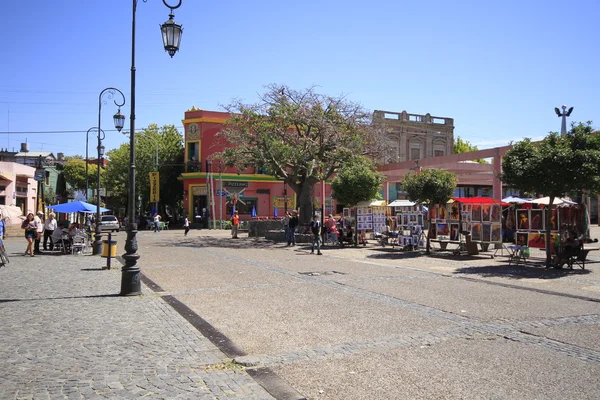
[[34, 211, 44, 254], [231, 210, 240, 239]]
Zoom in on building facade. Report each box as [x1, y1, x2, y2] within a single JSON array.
[[0, 161, 37, 217]]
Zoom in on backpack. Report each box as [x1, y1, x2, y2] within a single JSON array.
[[311, 221, 320, 235]]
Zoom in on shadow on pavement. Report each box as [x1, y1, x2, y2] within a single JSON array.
[[158, 236, 278, 250], [454, 264, 592, 280], [0, 293, 120, 303]]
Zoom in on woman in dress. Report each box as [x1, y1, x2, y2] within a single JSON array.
[[21, 213, 37, 256]]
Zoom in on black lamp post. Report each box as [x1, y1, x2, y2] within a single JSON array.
[[93, 88, 125, 255], [121, 0, 183, 296], [86, 127, 105, 201]]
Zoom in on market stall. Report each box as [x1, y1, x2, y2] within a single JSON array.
[[385, 199, 426, 249], [353, 200, 387, 245]]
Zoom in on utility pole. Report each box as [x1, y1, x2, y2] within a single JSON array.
[[154, 141, 158, 215]]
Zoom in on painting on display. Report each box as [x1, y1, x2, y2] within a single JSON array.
[[438, 205, 447, 220], [530, 209, 543, 230], [550, 233, 559, 254], [450, 223, 460, 241], [528, 232, 546, 249], [491, 223, 502, 242], [343, 208, 351, 218], [491, 204, 501, 223], [450, 203, 460, 220], [550, 209, 559, 231], [409, 214, 417, 223], [517, 209, 530, 230], [482, 224, 491, 242], [437, 223, 450, 237], [417, 214, 423, 226], [482, 204, 491, 222], [516, 232, 528, 246], [472, 205, 482, 222], [402, 215, 409, 225], [471, 223, 482, 241]]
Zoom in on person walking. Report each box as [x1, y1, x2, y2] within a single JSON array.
[[310, 214, 322, 255], [34, 211, 44, 254], [43, 212, 57, 251], [287, 210, 299, 246], [184, 216, 190, 236], [21, 213, 37, 257], [231, 210, 240, 239]]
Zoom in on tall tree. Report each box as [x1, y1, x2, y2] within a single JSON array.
[[105, 124, 184, 218], [218, 84, 393, 224], [331, 156, 385, 207], [62, 158, 103, 192], [402, 169, 458, 254], [454, 136, 487, 164], [501, 121, 600, 266]]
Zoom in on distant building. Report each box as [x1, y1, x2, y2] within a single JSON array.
[[373, 110, 455, 163]]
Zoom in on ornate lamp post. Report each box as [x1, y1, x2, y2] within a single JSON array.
[[121, 0, 183, 296], [93, 88, 125, 255], [554, 105, 574, 135], [86, 127, 105, 201]]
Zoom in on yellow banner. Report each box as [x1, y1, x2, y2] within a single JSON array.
[[149, 172, 160, 202], [273, 196, 295, 209]]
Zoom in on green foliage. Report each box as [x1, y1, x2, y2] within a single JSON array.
[[43, 186, 57, 205], [105, 124, 184, 216], [402, 169, 458, 254], [62, 158, 102, 190], [331, 157, 385, 207], [453, 136, 488, 164], [501, 121, 600, 265], [218, 84, 391, 224]]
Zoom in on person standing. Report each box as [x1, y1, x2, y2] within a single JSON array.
[[231, 210, 240, 239], [287, 210, 299, 246], [43, 212, 57, 251], [153, 213, 160, 233], [22, 213, 37, 257], [282, 212, 290, 245], [34, 211, 44, 254], [184, 216, 190, 236], [310, 214, 322, 255]]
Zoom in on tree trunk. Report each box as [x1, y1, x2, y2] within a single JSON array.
[[294, 182, 316, 226]]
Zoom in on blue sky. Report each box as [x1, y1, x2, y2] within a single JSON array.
[[1, 0, 598, 158]]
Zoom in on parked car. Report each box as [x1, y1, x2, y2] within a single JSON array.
[[99, 215, 120, 232]]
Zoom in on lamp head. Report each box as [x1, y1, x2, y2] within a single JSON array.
[[161, 12, 183, 58], [113, 109, 125, 132]]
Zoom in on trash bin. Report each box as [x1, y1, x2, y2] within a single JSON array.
[[102, 240, 117, 258]]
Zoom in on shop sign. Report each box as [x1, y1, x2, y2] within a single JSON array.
[[225, 181, 248, 188]]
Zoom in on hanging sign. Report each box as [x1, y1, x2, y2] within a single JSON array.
[[149, 172, 160, 202]]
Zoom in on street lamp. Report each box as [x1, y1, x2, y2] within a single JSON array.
[[121, 0, 183, 296], [93, 88, 125, 255], [554, 105, 574, 135], [86, 127, 105, 200]]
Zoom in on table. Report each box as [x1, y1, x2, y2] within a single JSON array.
[[507, 245, 528, 265]]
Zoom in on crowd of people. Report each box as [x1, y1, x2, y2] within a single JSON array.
[[19, 211, 89, 255]]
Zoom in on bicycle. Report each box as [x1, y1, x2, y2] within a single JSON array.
[[0, 237, 9, 267]]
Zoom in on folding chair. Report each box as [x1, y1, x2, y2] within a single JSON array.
[[71, 235, 87, 255]]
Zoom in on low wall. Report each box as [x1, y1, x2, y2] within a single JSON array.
[[249, 220, 284, 237]]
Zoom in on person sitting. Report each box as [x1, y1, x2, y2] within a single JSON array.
[[52, 226, 69, 253]]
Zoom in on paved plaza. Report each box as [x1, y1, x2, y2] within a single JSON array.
[[2, 227, 600, 399]]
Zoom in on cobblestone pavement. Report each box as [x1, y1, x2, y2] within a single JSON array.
[[139, 227, 600, 399], [0, 236, 276, 400]]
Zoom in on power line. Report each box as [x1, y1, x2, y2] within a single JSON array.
[[0, 126, 185, 135]]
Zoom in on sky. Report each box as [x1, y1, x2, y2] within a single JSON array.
[[1, 0, 598, 158]]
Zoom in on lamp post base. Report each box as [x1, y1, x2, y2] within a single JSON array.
[[120, 222, 141, 296], [92, 230, 103, 255]]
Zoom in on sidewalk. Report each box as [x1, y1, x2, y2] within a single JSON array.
[[0, 237, 275, 400]]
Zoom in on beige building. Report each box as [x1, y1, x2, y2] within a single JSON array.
[[373, 110, 455, 163]]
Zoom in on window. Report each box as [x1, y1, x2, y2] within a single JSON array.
[[434, 150, 444, 157], [410, 148, 421, 160], [0, 196, 5, 205], [45, 171, 50, 186], [226, 198, 257, 216], [0, 185, 5, 191]]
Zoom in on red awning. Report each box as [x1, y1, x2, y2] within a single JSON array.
[[452, 197, 510, 206]]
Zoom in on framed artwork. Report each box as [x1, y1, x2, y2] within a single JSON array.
[[471, 223, 482, 241], [466, 204, 472, 213], [466, 223, 472, 235], [417, 214, 423, 226], [530, 210, 543, 230], [450, 203, 460, 220], [437, 223, 449, 237], [343, 208, 351, 218], [517, 210, 530, 230], [357, 208, 363, 215], [491, 204, 501, 223], [472, 205, 482, 222], [550, 209, 559, 231], [402, 215, 408, 225], [429, 206, 437, 220], [516, 232, 528, 246], [409, 214, 417, 222], [491, 223, 502, 242], [438, 205, 447, 220], [528, 232, 546, 249], [505, 209, 516, 230], [550, 233, 559, 254], [450, 223, 460, 241], [482, 204, 491, 222], [482, 224, 491, 242], [466, 213, 472, 222], [430, 223, 437, 239]]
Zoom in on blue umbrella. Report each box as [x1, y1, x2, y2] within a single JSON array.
[[231, 206, 235, 216], [273, 207, 279, 218], [251, 205, 257, 217]]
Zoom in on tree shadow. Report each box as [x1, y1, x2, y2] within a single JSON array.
[[453, 263, 592, 280], [158, 236, 282, 250], [0, 293, 120, 303]]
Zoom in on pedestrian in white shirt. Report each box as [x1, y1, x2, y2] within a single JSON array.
[[34, 211, 44, 254], [43, 212, 58, 251]]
